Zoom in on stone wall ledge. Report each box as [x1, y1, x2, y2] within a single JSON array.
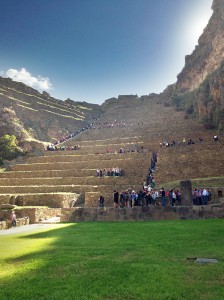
[[61, 205, 224, 222]]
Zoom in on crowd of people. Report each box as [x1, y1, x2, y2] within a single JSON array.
[[88, 120, 128, 130], [98, 150, 212, 208], [160, 135, 221, 148], [160, 138, 201, 147], [96, 168, 124, 177], [112, 189, 160, 208], [99, 187, 212, 208], [44, 121, 216, 209], [192, 188, 211, 205], [46, 144, 80, 151]]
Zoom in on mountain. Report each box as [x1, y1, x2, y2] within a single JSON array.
[[1, 0, 224, 153], [0, 77, 102, 147], [166, 0, 224, 131]]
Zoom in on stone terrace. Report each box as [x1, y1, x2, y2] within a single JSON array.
[[70, 96, 224, 186], [0, 95, 223, 209], [0, 136, 151, 207], [156, 140, 224, 185]]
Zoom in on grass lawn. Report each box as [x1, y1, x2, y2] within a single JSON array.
[[0, 219, 224, 300]]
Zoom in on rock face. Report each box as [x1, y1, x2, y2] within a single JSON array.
[[166, 0, 224, 130], [176, 0, 224, 94]]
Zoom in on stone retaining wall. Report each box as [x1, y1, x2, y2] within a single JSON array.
[[0, 193, 80, 208], [0, 217, 30, 229], [0, 207, 61, 227], [61, 205, 224, 222]]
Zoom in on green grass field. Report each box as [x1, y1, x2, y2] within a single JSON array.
[[0, 219, 224, 300]]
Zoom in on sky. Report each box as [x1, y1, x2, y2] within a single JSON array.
[[0, 0, 213, 104]]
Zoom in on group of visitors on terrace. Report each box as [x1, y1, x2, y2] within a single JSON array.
[[89, 120, 128, 130], [101, 188, 180, 208], [192, 188, 211, 205], [96, 168, 123, 177], [95, 145, 146, 155], [112, 189, 160, 208], [48, 122, 99, 148], [99, 186, 212, 208], [118, 146, 146, 153], [159, 188, 182, 207], [146, 151, 157, 188], [46, 144, 80, 151], [160, 138, 200, 147], [53, 129, 85, 145], [160, 135, 220, 148]]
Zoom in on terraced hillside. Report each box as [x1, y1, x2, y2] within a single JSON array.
[[69, 95, 224, 186], [0, 77, 102, 141], [0, 95, 223, 209], [0, 136, 151, 207]]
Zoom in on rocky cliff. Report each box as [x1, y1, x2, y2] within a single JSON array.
[[167, 0, 224, 131], [176, 0, 224, 93]]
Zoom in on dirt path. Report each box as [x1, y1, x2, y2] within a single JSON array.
[[0, 222, 61, 236]]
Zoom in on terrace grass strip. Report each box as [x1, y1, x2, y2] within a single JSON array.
[[6, 95, 32, 106], [36, 101, 84, 119], [17, 157, 135, 164], [1, 85, 87, 114], [41, 109, 83, 120], [17, 104, 39, 111]]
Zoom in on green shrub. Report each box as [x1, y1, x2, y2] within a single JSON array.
[[0, 134, 23, 161]]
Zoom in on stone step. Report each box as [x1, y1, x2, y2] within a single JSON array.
[[0, 184, 140, 195], [0, 192, 78, 208], [0, 168, 144, 179], [0, 176, 143, 187], [26, 152, 148, 163], [8, 157, 149, 172], [0, 169, 96, 178]]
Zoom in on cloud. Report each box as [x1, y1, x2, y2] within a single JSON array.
[[5, 68, 52, 91]]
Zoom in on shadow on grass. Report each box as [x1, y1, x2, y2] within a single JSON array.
[[1, 220, 224, 300]]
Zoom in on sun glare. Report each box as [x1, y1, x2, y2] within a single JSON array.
[[188, 14, 212, 45], [178, 3, 213, 56]]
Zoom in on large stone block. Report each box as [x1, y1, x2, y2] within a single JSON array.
[[180, 180, 193, 206]]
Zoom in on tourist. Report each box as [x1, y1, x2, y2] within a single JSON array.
[[11, 211, 17, 227], [176, 190, 181, 205], [171, 189, 177, 206], [145, 192, 152, 206], [202, 188, 209, 205], [151, 190, 157, 205], [124, 191, 129, 207], [192, 189, 199, 205], [131, 190, 136, 207], [198, 189, 202, 205], [160, 188, 166, 207], [119, 191, 125, 208], [113, 190, 119, 208]]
